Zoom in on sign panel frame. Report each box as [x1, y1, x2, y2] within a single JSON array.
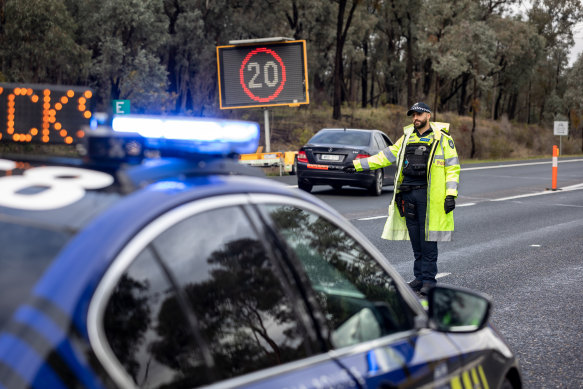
[[216, 40, 309, 109]]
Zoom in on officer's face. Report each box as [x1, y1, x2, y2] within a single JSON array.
[[412, 112, 430, 130]]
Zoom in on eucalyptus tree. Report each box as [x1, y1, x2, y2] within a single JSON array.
[[0, 0, 90, 84], [332, 0, 361, 120], [353, 1, 382, 108], [76, 0, 170, 113], [563, 54, 583, 151], [527, 0, 583, 123], [373, 0, 406, 105], [297, 1, 336, 105], [488, 16, 543, 122], [377, 0, 421, 107]]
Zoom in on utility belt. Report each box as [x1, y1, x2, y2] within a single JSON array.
[[398, 185, 427, 192], [395, 185, 426, 219]]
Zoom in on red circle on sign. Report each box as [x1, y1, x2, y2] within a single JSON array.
[[239, 48, 287, 103]]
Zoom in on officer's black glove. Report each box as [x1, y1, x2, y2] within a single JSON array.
[[343, 166, 357, 174], [444, 195, 456, 214]]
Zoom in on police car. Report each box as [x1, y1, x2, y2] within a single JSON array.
[[0, 115, 521, 389]]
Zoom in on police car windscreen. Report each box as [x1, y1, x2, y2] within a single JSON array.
[[310, 130, 371, 147]]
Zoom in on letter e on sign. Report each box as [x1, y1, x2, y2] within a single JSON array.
[[113, 100, 131, 115]]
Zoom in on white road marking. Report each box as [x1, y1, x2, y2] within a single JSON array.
[[530, 244, 541, 247], [357, 215, 387, 221], [462, 158, 583, 171], [291, 161, 583, 220], [436, 272, 451, 279], [491, 182, 583, 201], [356, 183, 582, 220]]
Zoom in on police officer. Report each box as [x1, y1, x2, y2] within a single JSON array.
[[344, 102, 460, 295]]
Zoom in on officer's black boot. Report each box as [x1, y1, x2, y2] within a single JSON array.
[[408, 279, 423, 291], [420, 282, 435, 296]]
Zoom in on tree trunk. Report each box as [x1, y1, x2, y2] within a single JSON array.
[[285, 0, 303, 39], [471, 76, 478, 158], [405, 20, 414, 107], [370, 62, 375, 107], [433, 73, 439, 121], [163, 0, 181, 113], [423, 57, 432, 97], [0, 0, 5, 35], [333, 0, 359, 120], [527, 81, 532, 124], [494, 87, 503, 120], [458, 73, 470, 115], [361, 38, 368, 108], [332, 52, 343, 118], [507, 93, 518, 121]]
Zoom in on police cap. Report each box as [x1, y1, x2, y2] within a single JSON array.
[[407, 102, 432, 116]]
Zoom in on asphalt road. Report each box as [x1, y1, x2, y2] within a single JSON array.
[[272, 157, 583, 388]]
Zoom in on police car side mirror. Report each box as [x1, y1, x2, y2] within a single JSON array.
[[426, 285, 491, 333]]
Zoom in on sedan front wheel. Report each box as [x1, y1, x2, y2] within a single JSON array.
[[368, 169, 383, 196]]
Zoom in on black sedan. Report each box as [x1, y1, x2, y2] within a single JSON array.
[[296, 128, 396, 195]]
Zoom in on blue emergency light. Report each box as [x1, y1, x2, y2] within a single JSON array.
[[110, 115, 260, 156]]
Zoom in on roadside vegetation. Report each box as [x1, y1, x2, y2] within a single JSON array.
[[235, 104, 583, 162], [1, 0, 582, 161], [2, 102, 581, 162]]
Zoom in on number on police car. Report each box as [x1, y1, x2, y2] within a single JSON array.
[[0, 161, 114, 210]]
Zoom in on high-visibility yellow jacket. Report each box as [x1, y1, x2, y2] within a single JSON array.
[[353, 122, 460, 241]]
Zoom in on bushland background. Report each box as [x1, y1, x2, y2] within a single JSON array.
[[238, 104, 582, 162], [1, 0, 583, 160]]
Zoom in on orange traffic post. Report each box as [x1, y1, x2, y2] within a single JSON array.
[[551, 145, 559, 191]]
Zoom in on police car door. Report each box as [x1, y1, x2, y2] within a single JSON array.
[[257, 200, 464, 388]]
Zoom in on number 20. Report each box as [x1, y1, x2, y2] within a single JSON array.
[[247, 61, 279, 89]]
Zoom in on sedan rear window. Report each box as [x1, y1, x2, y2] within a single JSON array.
[[309, 131, 371, 147]]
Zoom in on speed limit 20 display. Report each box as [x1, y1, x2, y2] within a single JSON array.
[[217, 40, 309, 109]]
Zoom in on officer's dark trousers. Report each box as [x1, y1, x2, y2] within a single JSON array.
[[402, 188, 438, 284]]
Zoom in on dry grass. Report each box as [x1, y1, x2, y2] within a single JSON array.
[[235, 104, 583, 160], [2, 104, 581, 160]]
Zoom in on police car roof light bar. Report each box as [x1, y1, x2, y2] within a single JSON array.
[[111, 115, 260, 156]]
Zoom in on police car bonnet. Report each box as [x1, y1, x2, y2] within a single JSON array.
[[407, 102, 432, 116]]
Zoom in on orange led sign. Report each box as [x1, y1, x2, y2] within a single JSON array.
[[0, 83, 93, 144]]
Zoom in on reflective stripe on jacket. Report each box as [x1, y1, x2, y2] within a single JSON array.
[[353, 122, 460, 241]]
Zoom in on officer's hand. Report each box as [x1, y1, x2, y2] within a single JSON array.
[[444, 195, 456, 214], [343, 166, 356, 174]]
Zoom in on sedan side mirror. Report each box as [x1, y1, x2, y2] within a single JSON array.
[[427, 285, 491, 333]]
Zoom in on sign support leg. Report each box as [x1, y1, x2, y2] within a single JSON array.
[[264, 108, 270, 152]]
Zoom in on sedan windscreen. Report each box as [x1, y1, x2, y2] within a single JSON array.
[[309, 131, 371, 146]]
